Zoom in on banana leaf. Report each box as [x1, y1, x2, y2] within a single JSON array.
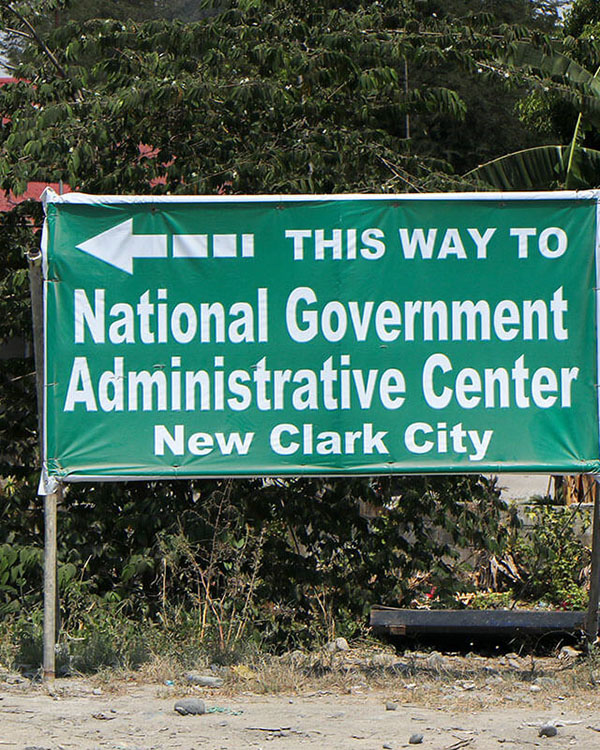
[[504, 41, 600, 99], [465, 145, 600, 190]]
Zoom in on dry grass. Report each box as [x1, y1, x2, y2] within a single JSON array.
[[74, 641, 600, 713]]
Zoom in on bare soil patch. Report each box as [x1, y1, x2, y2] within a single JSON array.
[[2, 647, 600, 749]]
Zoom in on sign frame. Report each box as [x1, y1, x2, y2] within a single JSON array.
[[39, 189, 600, 489]]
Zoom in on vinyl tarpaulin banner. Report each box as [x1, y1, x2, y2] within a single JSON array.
[[40, 190, 600, 482]]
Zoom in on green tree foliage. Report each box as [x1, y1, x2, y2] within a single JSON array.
[[0, 0, 551, 194], [0, 0, 213, 67], [468, 0, 600, 189], [564, 0, 600, 37], [465, 40, 600, 188]]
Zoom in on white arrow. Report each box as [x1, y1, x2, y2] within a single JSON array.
[[76, 219, 168, 275]]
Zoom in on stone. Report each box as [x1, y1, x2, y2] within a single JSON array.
[[92, 712, 116, 721], [409, 733, 424, 744], [326, 637, 350, 653], [385, 701, 397, 711], [174, 698, 206, 716], [530, 685, 541, 693], [185, 673, 223, 688], [538, 724, 558, 738]]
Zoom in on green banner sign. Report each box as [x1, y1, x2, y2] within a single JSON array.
[[40, 191, 600, 483]]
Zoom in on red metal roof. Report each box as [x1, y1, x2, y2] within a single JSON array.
[[0, 182, 72, 212]]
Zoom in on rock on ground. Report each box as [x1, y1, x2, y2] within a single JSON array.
[[174, 698, 206, 715]]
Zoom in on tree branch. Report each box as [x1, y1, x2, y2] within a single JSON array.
[[4, 25, 31, 39], [5, 2, 67, 78]]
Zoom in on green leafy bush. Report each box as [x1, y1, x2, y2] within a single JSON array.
[[508, 505, 591, 610]]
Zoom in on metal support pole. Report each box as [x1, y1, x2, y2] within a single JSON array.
[[43, 489, 58, 681], [585, 477, 600, 645], [28, 249, 59, 681]]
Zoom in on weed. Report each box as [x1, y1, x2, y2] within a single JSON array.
[[469, 591, 513, 609]]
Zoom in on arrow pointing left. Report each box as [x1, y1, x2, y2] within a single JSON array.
[[76, 219, 168, 274]]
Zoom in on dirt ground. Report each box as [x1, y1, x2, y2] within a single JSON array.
[[3, 648, 600, 749]]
